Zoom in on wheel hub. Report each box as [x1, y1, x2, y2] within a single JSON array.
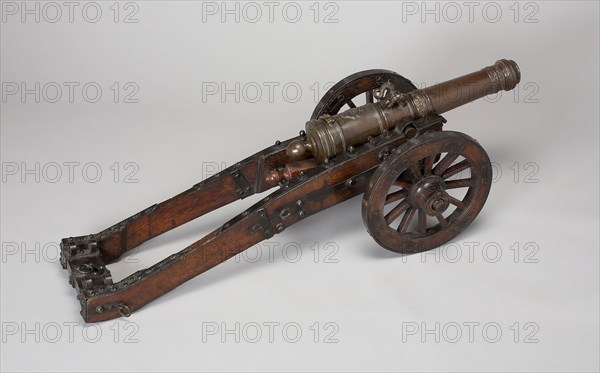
[[409, 175, 450, 215]]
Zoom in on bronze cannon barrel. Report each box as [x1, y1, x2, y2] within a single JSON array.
[[287, 59, 520, 162], [419, 59, 521, 114]]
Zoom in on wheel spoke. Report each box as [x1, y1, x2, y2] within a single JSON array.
[[366, 90, 373, 103], [393, 179, 412, 189], [397, 207, 416, 233], [433, 153, 459, 176], [442, 159, 471, 179], [385, 189, 408, 205], [385, 200, 410, 225], [445, 178, 475, 189], [347, 99, 356, 108], [418, 208, 427, 234], [410, 163, 422, 179], [423, 155, 435, 175], [435, 213, 448, 227], [448, 195, 465, 209]]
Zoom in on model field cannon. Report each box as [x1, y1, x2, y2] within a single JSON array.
[[60, 59, 521, 322]]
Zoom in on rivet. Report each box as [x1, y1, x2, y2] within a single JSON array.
[[118, 303, 131, 317], [280, 208, 290, 219]]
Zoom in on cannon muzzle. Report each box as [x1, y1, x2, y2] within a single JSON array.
[[420, 59, 520, 114], [287, 59, 520, 162]]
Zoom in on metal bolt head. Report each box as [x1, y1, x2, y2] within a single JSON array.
[[431, 198, 449, 213], [404, 126, 417, 139]]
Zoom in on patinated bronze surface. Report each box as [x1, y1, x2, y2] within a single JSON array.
[[60, 60, 521, 322]]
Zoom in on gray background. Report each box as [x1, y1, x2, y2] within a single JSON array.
[[1, 1, 598, 372]]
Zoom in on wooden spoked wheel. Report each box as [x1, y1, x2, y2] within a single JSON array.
[[311, 69, 417, 119], [362, 131, 493, 254]]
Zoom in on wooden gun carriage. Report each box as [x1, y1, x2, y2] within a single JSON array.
[[60, 59, 521, 322]]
